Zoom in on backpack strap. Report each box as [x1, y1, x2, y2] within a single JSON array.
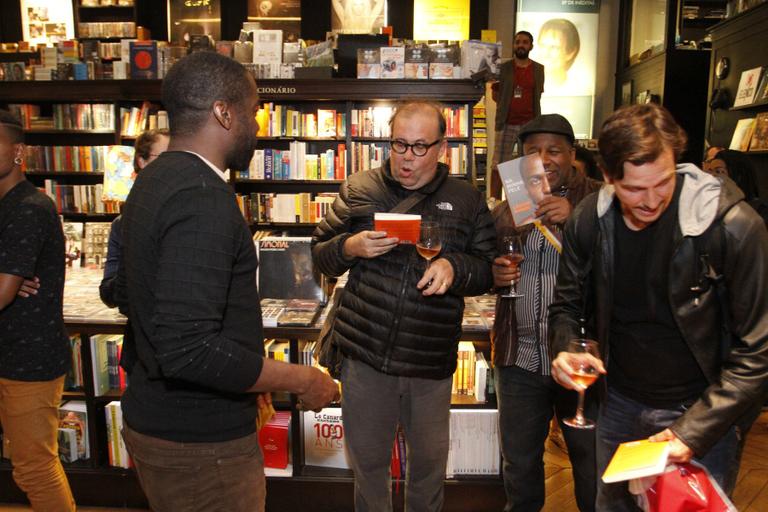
[[692, 212, 732, 358]]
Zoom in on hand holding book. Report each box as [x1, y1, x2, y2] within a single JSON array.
[[647, 428, 694, 464]]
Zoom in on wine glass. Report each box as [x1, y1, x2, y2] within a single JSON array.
[[416, 221, 441, 269], [500, 235, 524, 298], [562, 339, 601, 429]]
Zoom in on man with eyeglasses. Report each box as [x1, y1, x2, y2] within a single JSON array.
[[312, 100, 496, 512]]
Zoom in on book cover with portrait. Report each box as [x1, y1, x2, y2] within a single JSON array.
[[497, 154, 546, 227]]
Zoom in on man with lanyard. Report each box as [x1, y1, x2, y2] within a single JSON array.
[[490, 30, 545, 199]]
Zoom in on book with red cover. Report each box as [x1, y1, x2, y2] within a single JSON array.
[[259, 411, 291, 469], [373, 213, 421, 244]]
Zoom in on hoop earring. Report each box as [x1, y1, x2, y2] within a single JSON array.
[[14, 157, 23, 166]]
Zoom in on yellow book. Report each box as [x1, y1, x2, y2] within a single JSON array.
[[602, 439, 670, 483]]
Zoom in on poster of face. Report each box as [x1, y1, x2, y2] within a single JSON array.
[[168, 0, 221, 45], [247, 0, 301, 42], [517, 0, 600, 139], [331, 0, 386, 34], [21, 0, 74, 45]]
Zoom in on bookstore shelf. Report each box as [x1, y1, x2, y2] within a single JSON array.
[[25, 128, 116, 134], [730, 98, 768, 111], [0, 79, 499, 508]]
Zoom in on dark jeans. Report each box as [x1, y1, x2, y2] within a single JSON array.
[[596, 388, 747, 512], [495, 365, 598, 512], [122, 422, 266, 512]]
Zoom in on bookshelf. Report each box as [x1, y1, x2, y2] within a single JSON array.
[[1, 79, 482, 231], [704, 2, 768, 197], [0, 298, 502, 511], [0, 78, 499, 509]]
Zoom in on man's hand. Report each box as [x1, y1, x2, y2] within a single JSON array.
[[492, 256, 521, 289], [17, 277, 40, 298], [551, 351, 606, 390], [648, 428, 694, 463], [297, 367, 341, 412], [536, 196, 572, 225], [417, 257, 455, 296], [343, 231, 399, 259]]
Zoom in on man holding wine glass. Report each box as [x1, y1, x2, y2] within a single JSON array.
[[491, 114, 601, 512], [550, 104, 768, 510], [312, 100, 496, 512]]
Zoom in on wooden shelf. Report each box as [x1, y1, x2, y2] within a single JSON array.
[[0, 79, 481, 103], [60, 212, 119, 221], [25, 171, 105, 177], [730, 98, 768, 111], [25, 128, 115, 134]]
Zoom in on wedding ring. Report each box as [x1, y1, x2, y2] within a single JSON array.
[[441, 282, 447, 288]]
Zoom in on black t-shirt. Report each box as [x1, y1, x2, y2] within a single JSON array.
[[0, 180, 70, 381], [608, 177, 708, 408]]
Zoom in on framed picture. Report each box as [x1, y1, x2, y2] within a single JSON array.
[[621, 80, 633, 106]]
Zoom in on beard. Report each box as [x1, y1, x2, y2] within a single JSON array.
[[514, 47, 530, 59], [227, 125, 258, 172]]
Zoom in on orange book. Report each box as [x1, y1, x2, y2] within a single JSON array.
[[373, 213, 421, 244]]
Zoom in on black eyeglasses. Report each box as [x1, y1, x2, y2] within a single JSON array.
[[389, 139, 442, 157]]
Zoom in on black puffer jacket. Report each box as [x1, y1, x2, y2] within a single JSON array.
[[312, 161, 496, 379]]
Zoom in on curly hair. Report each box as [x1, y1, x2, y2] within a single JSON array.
[[598, 104, 687, 181], [161, 51, 253, 137], [133, 128, 170, 172]]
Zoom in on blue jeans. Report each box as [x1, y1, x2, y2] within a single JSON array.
[[596, 388, 745, 512], [495, 365, 598, 512]]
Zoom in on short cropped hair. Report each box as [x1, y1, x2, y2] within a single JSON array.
[[133, 128, 170, 172], [162, 51, 253, 137], [389, 100, 447, 138], [598, 104, 687, 181], [515, 31, 534, 44], [0, 109, 24, 144]]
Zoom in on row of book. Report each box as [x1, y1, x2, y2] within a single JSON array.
[[90, 334, 128, 396], [237, 144, 347, 181], [349, 106, 470, 139], [64, 334, 128, 396], [236, 192, 338, 225], [119, 101, 168, 137], [8, 103, 114, 131], [729, 112, 768, 152], [44, 182, 114, 215], [256, 104, 346, 138], [22, 144, 114, 173], [452, 342, 494, 402], [78, 22, 136, 39]]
